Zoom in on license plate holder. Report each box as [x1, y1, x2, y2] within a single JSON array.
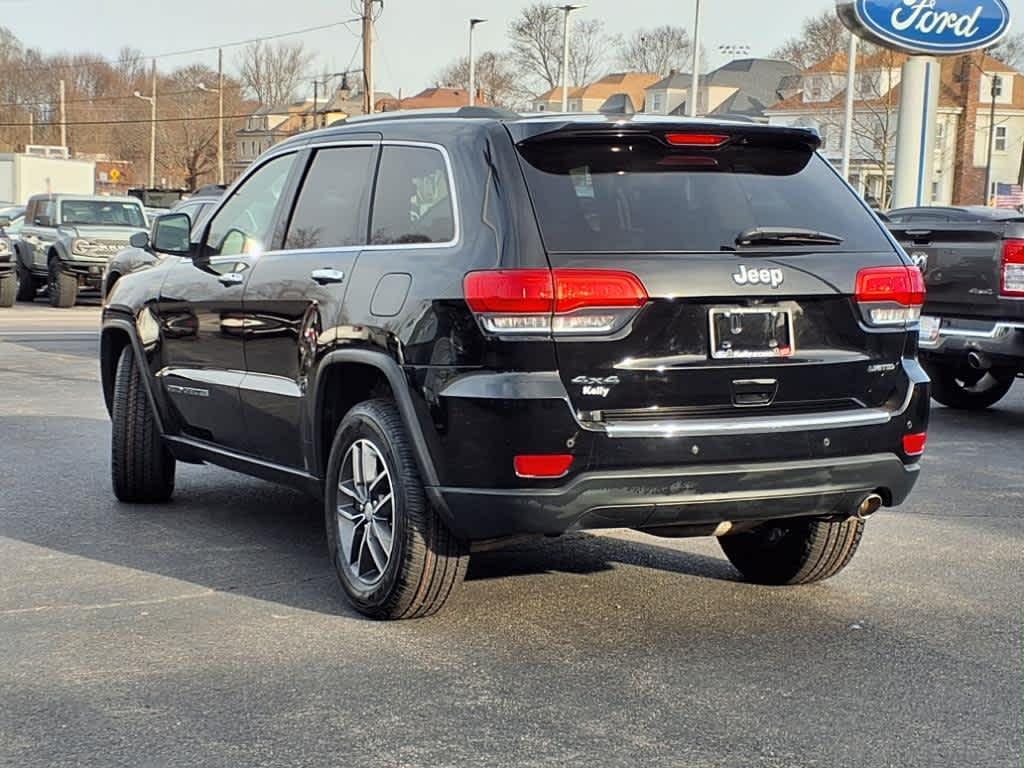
[[709, 307, 794, 360]]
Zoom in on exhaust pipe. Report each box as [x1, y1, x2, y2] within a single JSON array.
[[967, 351, 990, 371], [854, 493, 883, 521]]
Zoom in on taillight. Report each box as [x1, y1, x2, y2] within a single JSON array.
[[1001, 239, 1024, 297], [514, 454, 574, 479], [855, 266, 925, 327], [902, 431, 927, 457], [464, 269, 648, 336]]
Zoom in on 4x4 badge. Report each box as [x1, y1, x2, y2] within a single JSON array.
[[572, 375, 619, 398], [733, 264, 784, 288]]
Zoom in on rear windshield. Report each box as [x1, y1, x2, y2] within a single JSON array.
[[61, 200, 146, 228], [517, 137, 892, 253]]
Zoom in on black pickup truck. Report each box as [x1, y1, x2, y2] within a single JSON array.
[[888, 206, 1023, 409]]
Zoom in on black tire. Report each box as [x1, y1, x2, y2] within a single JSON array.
[[925, 360, 1016, 411], [324, 399, 468, 620], [14, 258, 35, 302], [0, 275, 13, 308], [48, 259, 77, 308], [719, 516, 864, 586], [111, 345, 175, 503]]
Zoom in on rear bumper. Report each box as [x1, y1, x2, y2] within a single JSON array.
[[438, 453, 919, 540], [920, 317, 1024, 367]]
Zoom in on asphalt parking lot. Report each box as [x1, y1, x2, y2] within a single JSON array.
[[0, 302, 1020, 768]]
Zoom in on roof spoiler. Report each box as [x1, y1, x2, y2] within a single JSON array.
[[510, 120, 821, 152]]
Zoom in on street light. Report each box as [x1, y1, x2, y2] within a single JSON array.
[[689, 0, 702, 117], [468, 18, 487, 107], [132, 88, 156, 189], [197, 82, 224, 186], [559, 4, 585, 113]]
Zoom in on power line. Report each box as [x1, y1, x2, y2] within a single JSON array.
[[0, 109, 330, 128], [0, 18, 362, 76]]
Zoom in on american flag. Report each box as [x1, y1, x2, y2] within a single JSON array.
[[994, 182, 1023, 209]]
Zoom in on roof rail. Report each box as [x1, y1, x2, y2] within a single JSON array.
[[331, 105, 520, 127]]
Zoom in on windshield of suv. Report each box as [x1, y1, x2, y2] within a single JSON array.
[[60, 200, 146, 228], [517, 137, 891, 253]]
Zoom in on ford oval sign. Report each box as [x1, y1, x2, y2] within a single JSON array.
[[837, 0, 1011, 55]]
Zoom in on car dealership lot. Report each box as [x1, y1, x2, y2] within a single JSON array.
[[0, 304, 1020, 768]]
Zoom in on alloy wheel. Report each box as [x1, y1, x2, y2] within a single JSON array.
[[336, 439, 396, 587]]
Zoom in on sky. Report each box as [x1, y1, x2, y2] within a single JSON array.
[[5, 0, 841, 96]]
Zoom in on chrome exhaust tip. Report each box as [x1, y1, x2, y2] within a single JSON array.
[[967, 351, 990, 371], [854, 493, 883, 521]]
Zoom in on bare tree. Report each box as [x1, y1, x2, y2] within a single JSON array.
[[435, 51, 524, 108], [509, 4, 610, 92], [236, 40, 313, 106], [992, 32, 1024, 69], [615, 25, 691, 75], [772, 10, 850, 70]]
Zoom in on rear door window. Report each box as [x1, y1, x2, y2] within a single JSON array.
[[370, 146, 455, 245], [284, 145, 376, 250], [517, 137, 892, 253]]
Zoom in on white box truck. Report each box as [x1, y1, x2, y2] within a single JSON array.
[[0, 153, 95, 204]]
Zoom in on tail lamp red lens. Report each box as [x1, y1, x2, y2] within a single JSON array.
[[1000, 239, 1024, 297], [854, 266, 925, 327], [514, 454, 574, 479], [902, 432, 927, 457], [464, 269, 648, 336], [665, 132, 730, 147]]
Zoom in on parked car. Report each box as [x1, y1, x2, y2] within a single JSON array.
[[100, 109, 929, 619], [887, 205, 1023, 409], [14, 194, 148, 307], [0, 206, 25, 307], [102, 200, 217, 300]]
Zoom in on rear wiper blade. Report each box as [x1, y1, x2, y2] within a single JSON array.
[[735, 227, 844, 247]]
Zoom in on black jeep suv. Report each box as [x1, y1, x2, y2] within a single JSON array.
[[100, 109, 929, 619]]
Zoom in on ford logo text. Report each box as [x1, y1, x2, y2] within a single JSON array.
[[837, 0, 1010, 55]]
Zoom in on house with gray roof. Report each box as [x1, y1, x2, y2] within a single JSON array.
[[644, 58, 800, 121]]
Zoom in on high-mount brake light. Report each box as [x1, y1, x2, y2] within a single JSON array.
[[464, 269, 648, 337], [1000, 239, 1024, 297], [854, 266, 925, 327], [665, 132, 730, 147]]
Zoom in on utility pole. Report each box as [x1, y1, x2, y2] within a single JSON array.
[[27, 112, 34, 146], [362, 0, 375, 114], [149, 59, 157, 188], [313, 78, 319, 124], [58, 79, 66, 149], [983, 73, 998, 205], [689, 0, 702, 117], [217, 48, 224, 185]]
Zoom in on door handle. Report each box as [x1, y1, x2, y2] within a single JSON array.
[[217, 272, 245, 286], [311, 268, 345, 285]]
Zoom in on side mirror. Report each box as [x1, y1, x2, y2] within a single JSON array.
[[152, 213, 192, 256], [129, 231, 150, 249]]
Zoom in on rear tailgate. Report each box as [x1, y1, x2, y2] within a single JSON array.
[[510, 123, 916, 424], [887, 221, 1012, 317]]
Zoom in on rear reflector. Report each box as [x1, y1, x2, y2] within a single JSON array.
[[665, 132, 729, 147], [514, 454, 574, 479], [854, 266, 925, 327], [464, 269, 647, 337], [1001, 239, 1024, 297], [902, 432, 927, 457]]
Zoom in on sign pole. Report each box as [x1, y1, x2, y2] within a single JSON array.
[[891, 56, 940, 208]]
